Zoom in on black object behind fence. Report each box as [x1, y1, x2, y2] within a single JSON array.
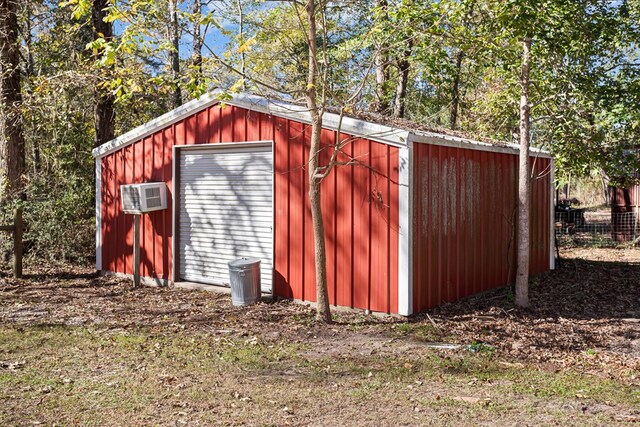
[[555, 208, 638, 245]]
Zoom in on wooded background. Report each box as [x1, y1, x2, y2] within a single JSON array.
[[0, 0, 638, 263]]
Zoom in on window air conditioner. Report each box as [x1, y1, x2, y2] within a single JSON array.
[[121, 182, 168, 214]]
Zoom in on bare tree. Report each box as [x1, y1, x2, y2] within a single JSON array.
[[515, 37, 532, 308], [91, 0, 115, 147], [0, 0, 25, 201]]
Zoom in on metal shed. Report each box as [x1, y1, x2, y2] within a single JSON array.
[[93, 92, 554, 315]]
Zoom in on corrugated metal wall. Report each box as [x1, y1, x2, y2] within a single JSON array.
[[100, 100, 553, 314], [412, 143, 551, 312], [100, 104, 401, 313]]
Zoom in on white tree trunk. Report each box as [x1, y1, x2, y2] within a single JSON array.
[[515, 37, 532, 308]]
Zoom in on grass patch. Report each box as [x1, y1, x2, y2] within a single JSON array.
[[393, 322, 442, 341], [0, 324, 637, 426], [431, 354, 638, 406]]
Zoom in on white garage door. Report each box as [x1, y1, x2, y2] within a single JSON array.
[[177, 143, 273, 292]]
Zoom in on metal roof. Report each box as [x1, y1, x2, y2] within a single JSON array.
[[92, 91, 551, 159]]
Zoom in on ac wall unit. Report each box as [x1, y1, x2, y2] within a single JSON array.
[[121, 182, 168, 214]]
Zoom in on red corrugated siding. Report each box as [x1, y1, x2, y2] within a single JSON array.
[[412, 144, 551, 312], [101, 104, 401, 313]]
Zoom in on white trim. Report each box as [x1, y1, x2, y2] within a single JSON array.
[[172, 140, 275, 289], [175, 140, 273, 151], [411, 134, 553, 158], [550, 159, 556, 270], [171, 144, 177, 282], [92, 91, 551, 160], [95, 158, 102, 271], [91, 91, 410, 159], [397, 137, 413, 316], [92, 92, 221, 159], [269, 140, 275, 296], [226, 93, 412, 149]]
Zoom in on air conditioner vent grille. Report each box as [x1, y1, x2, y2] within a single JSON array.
[[145, 187, 162, 208], [120, 183, 167, 214], [122, 187, 141, 210]]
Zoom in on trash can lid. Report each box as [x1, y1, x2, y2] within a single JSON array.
[[228, 257, 261, 268]]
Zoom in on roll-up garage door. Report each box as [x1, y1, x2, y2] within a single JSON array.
[[177, 143, 273, 292]]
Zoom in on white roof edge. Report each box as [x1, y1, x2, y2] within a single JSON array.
[[92, 90, 551, 159], [228, 92, 412, 148], [92, 91, 221, 158], [410, 133, 552, 158]]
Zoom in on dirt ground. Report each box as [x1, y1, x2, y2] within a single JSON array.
[[430, 247, 640, 383], [0, 247, 638, 426]]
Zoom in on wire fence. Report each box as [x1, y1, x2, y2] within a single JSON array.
[[555, 208, 639, 247]]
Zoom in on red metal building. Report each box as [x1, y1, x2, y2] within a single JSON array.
[[93, 92, 554, 315]]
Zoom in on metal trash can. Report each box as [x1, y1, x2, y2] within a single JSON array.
[[228, 257, 261, 306]]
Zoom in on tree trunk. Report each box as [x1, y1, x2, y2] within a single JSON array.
[[374, 48, 388, 113], [304, 0, 331, 323], [192, 0, 203, 88], [393, 45, 411, 119], [450, 1, 474, 130], [600, 170, 609, 205], [24, 8, 40, 174], [91, 0, 115, 147], [237, 0, 246, 90], [373, 0, 388, 114], [515, 37, 532, 308], [450, 49, 464, 130], [168, 0, 182, 108], [0, 0, 26, 202]]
